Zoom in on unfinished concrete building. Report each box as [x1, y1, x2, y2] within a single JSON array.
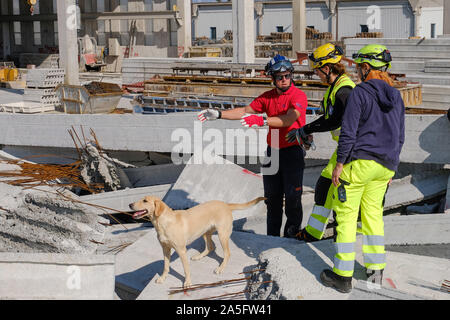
[[0, 0, 192, 65]]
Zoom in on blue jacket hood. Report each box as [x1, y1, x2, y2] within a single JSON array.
[[357, 79, 397, 112]]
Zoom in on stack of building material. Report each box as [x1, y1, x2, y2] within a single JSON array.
[[22, 68, 64, 113], [26, 68, 65, 88], [345, 38, 450, 110], [23, 88, 60, 107], [356, 32, 384, 38], [345, 38, 450, 63], [0, 68, 64, 113]]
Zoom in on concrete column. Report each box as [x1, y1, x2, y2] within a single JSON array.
[[232, 0, 255, 64], [327, 0, 338, 41], [409, 0, 422, 37], [255, 2, 264, 37], [153, 0, 170, 55], [292, 0, 306, 56], [57, 0, 79, 85], [444, 0, 450, 35], [2, 23, 10, 60], [110, 0, 121, 36], [1, 1, 10, 60], [177, 0, 192, 57], [192, 4, 199, 42], [128, 0, 145, 46], [414, 7, 422, 37]]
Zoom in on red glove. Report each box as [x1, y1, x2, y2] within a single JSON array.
[[240, 114, 267, 128]]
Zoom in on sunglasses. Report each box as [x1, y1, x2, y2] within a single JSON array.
[[274, 73, 292, 81]]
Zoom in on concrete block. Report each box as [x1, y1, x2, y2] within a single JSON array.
[[404, 73, 450, 86], [123, 164, 185, 188], [248, 238, 450, 300], [0, 253, 115, 299], [384, 171, 449, 210], [162, 155, 266, 222], [384, 214, 450, 245], [26, 68, 65, 88], [0, 114, 447, 164], [80, 185, 172, 214], [95, 223, 152, 256]]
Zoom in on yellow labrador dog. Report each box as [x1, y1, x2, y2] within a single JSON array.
[[129, 196, 265, 288]]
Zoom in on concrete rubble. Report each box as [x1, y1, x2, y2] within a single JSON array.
[[79, 142, 134, 192], [0, 181, 108, 254], [248, 238, 450, 300]]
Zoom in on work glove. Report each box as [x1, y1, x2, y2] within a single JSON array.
[[197, 109, 222, 122], [286, 127, 315, 151], [240, 114, 267, 128]]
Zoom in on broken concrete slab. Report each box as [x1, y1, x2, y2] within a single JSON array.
[[161, 154, 319, 235], [0, 252, 115, 300], [95, 223, 153, 256], [80, 185, 172, 214], [0, 168, 108, 254], [384, 170, 449, 210], [162, 155, 266, 221], [248, 238, 450, 300], [123, 163, 185, 188], [384, 214, 450, 245], [114, 228, 299, 300], [406, 203, 440, 215]]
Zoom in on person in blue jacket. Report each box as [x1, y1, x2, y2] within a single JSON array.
[[320, 44, 405, 293]]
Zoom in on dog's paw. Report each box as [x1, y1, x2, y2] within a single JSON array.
[[156, 276, 166, 284], [214, 267, 224, 275], [191, 254, 204, 261]]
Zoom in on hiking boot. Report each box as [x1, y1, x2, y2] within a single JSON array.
[[366, 269, 384, 286], [320, 269, 352, 293]]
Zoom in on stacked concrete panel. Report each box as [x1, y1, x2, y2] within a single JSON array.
[[26, 68, 65, 88], [345, 38, 450, 109], [2, 68, 66, 113], [23, 88, 60, 106], [344, 38, 450, 63]]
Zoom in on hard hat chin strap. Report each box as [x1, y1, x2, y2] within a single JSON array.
[[358, 66, 372, 82], [318, 67, 332, 84]]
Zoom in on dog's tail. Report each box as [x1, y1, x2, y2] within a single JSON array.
[[227, 197, 266, 211]]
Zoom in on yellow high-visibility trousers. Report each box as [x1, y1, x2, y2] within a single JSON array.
[[305, 150, 337, 240], [332, 159, 394, 277]]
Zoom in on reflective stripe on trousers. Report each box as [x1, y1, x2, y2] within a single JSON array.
[[363, 235, 386, 270], [333, 242, 356, 276], [332, 159, 394, 277], [306, 205, 331, 238]]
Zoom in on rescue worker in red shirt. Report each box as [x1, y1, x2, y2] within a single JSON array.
[[198, 55, 308, 237]]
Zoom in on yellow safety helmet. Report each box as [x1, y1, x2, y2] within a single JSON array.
[[309, 43, 344, 69]]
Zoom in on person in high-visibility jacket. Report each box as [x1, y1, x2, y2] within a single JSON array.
[[320, 44, 405, 293], [285, 43, 356, 241]]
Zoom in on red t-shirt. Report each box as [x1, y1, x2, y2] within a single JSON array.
[[250, 84, 308, 149]]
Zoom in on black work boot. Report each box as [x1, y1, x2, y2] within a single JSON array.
[[320, 269, 352, 293], [366, 269, 384, 286]]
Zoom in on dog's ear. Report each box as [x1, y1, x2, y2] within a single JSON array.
[[154, 199, 165, 217]]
